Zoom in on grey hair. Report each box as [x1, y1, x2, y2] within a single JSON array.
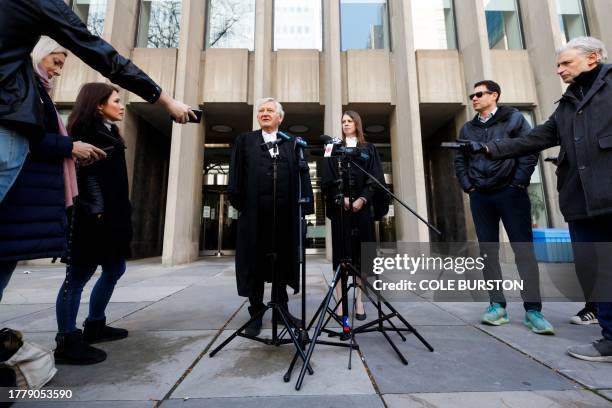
[[31, 36, 68, 68], [557, 36, 608, 64], [256, 97, 284, 119]]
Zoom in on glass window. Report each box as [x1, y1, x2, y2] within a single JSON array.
[[483, 0, 524, 50], [556, 0, 588, 43], [412, 0, 457, 50], [520, 111, 549, 228], [136, 0, 182, 48], [340, 0, 390, 51], [72, 0, 107, 36], [206, 0, 256, 50], [274, 0, 322, 50]]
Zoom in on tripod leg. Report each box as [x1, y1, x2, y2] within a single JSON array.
[[385, 300, 434, 352], [361, 288, 407, 342], [276, 307, 314, 375], [209, 306, 268, 357], [296, 265, 343, 390], [381, 329, 408, 365], [283, 351, 300, 382], [361, 274, 434, 352]]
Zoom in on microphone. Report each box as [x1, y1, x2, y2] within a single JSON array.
[[278, 131, 308, 149], [320, 134, 342, 145]]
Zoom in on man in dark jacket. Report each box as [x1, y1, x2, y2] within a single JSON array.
[[464, 37, 612, 362], [455, 80, 554, 335], [0, 0, 194, 203], [228, 98, 314, 337]]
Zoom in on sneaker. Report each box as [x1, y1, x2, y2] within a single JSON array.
[[570, 307, 598, 325], [567, 338, 612, 362], [482, 303, 509, 326], [524, 310, 555, 335]]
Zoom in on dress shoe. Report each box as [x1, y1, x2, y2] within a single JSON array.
[[355, 312, 367, 321], [245, 316, 263, 337]]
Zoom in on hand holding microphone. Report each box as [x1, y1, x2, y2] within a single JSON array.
[[440, 139, 488, 154]]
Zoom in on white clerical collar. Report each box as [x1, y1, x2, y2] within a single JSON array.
[[262, 129, 277, 142], [345, 136, 358, 147], [261, 129, 279, 157]]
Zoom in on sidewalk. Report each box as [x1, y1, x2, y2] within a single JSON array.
[[2, 257, 611, 407]]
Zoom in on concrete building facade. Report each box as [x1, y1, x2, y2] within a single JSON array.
[[57, 0, 612, 265]]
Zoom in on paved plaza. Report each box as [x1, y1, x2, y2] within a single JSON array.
[[1, 257, 611, 407]]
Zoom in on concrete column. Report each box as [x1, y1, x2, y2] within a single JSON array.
[[454, 0, 492, 96], [322, 0, 343, 259], [162, 0, 206, 265], [388, 0, 429, 241], [101, 0, 140, 191], [518, 0, 566, 228], [252, 0, 274, 127], [584, 0, 612, 47]]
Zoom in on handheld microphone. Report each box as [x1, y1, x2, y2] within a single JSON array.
[[320, 134, 342, 145]]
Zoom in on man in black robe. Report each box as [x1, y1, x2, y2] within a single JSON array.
[[228, 98, 313, 337]]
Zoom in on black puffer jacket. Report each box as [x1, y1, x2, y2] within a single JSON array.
[[0, 0, 161, 139], [488, 64, 612, 221], [455, 106, 538, 192]]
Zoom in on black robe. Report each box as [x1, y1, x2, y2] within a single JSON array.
[[228, 130, 314, 297], [322, 142, 387, 269]]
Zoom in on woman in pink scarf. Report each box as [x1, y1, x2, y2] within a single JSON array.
[[0, 37, 105, 300]]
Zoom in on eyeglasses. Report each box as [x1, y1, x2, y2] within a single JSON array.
[[469, 91, 494, 100]]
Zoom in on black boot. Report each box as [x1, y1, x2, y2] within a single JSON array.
[[83, 318, 128, 344], [54, 330, 106, 365], [245, 305, 264, 337]]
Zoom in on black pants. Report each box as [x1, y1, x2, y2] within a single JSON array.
[[568, 214, 612, 340], [469, 186, 541, 311]]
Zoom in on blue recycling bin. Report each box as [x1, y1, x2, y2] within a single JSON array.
[[532, 228, 574, 263]]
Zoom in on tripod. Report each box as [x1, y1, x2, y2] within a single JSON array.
[[289, 149, 439, 390], [209, 143, 313, 376]]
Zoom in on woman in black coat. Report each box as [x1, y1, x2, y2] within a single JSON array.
[[322, 110, 386, 322], [0, 38, 105, 301], [54, 83, 133, 365]]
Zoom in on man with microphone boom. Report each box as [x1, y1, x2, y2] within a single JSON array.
[[227, 98, 314, 337]]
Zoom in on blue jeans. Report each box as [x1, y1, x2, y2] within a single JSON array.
[[56, 260, 126, 334], [469, 186, 542, 312], [0, 262, 17, 303], [0, 125, 29, 203], [569, 215, 612, 341]]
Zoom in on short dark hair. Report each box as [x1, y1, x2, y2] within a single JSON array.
[[474, 80, 501, 102]]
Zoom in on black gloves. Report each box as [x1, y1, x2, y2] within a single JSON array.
[[457, 139, 488, 154]]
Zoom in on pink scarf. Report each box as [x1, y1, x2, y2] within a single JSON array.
[[34, 63, 78, 207]]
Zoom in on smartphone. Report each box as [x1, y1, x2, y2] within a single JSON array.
[[101, 146, 115, 153], [189, 109, 203, 123]]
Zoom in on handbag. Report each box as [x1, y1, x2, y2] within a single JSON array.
[[0, 328, 57, 389]]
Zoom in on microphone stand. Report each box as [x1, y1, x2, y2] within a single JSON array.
[[291, 147, 437, 391], [209, 139, 313, 377]]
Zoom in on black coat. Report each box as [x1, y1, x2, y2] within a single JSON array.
[[0, 80, 72, 262], [228, 130, 314, 297], [69, 121, 132, 265], [487, 64, 612, 221], [0, 0, 161, 139], [455, 106, 538, 192], [322, 143, 386, 269]]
